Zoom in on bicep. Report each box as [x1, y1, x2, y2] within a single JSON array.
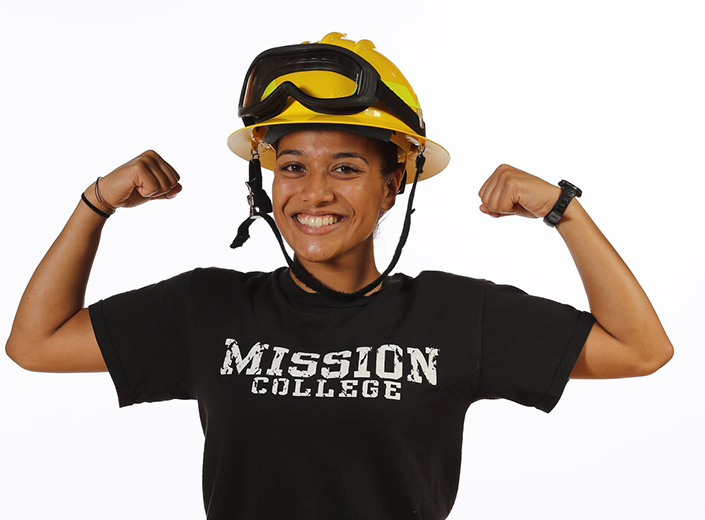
[[12, 308, 107, 373]]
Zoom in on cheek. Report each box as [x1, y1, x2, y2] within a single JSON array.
[[271, 178, 291, 212], [349, 189, 386, 230], [270, 183, 291, 232]]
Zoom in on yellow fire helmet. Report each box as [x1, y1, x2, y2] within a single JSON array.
[[227, 32, 450, 183]]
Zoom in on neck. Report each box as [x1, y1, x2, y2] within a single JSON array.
[[290, 254, 382, 295]]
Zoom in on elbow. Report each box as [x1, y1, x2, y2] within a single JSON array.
[[6, 334, 29, 370], [6, 334, 42, 372], [635, 337, 674, 376], [6, 335, 25, 368], [654, 338, 674, 372]]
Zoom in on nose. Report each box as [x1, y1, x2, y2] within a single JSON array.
[[301, 170, 334, 205]]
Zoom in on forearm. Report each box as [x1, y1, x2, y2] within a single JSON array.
[[557, 200, 673, 376], [6, 185, 107, 367]]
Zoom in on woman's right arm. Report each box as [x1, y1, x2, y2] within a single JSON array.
[[5, 150, 181, 372]]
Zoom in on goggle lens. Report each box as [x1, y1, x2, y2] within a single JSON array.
[[261, 71, 359, 102], [241, 46, 368, 110]]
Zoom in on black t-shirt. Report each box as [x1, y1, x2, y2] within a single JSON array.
[[89, 267, 594, 520]]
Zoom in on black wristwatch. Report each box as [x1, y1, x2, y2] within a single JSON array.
[[543, 180, 582, 227]]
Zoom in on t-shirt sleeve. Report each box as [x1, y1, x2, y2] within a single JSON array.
[[476, 281, 595, 413], [89, 271, 196, 407]]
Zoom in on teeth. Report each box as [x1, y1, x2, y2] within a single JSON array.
[[296, 214, 341, 228]]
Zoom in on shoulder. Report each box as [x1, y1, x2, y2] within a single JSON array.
[[382, 271, 490, 316], [98, 267, 284, 305], [383, 271, 580, 319], [190, 266, 280, 284], [186, 266, 286, 298], [388, 270, 488, 294]]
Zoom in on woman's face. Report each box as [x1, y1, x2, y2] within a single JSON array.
[[272, 129, 401, 270]]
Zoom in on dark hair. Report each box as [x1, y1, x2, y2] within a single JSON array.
[[373, 139, 404, 179]]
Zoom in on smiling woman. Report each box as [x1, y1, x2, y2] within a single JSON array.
[[272, 130, 403, 293], [5, 31, 672, 520]]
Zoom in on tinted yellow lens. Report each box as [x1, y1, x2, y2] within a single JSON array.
[[262, 71, 358, 101]]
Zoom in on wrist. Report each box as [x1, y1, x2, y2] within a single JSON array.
[[555, 197, 582, 227], [81, 178, 116, 218], [543, 180, 581, 227]]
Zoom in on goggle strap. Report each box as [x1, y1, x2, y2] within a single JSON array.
[[374, 81, 425, 136], [242, 80, 425, 138]]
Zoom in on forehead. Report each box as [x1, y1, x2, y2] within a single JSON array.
[[276, 130, 383, 159]]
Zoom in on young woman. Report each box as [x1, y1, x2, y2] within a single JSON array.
[[6, 32, 672, 519]]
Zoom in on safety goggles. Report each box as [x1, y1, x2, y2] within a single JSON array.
[[238, 43, 426, 137]]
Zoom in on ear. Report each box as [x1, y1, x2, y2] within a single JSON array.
[[381, 166, 405, 211]]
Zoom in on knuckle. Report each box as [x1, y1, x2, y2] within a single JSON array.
[[139, 150, 161, 167], [496, 164, 512, 175], [133, 159, 152, 175]]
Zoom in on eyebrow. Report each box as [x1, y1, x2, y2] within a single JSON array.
[[332, 152, 369, 164], [276, 149, 369, 165], [276, 149, 302, 158]]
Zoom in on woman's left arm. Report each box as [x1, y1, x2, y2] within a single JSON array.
[[478, 164, 673, 379]]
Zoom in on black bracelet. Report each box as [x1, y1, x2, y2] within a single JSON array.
[[543, 180, 582, 227], [81, 192, 113, 219]]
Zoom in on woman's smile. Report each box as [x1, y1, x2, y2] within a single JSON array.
[[295, 213, 343, 231]]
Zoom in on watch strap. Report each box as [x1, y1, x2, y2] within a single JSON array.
[[543, 180, 582, 227]]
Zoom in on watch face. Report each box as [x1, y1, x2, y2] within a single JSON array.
[[559, 180, 582, 198]]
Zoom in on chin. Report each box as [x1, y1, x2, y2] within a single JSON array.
[[294, 247, 338, 265]]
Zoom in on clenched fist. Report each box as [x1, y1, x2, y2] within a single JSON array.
[[478, 164, 562, 219], [90, 150, 182, 212]]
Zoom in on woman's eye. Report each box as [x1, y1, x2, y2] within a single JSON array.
[[278, 163, 305, 174], [332, 165, 361, 175]]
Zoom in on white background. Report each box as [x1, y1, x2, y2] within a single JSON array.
[[1, 1, 703, 518]]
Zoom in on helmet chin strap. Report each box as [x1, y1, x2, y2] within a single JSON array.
[[231, 149, 426, 301]]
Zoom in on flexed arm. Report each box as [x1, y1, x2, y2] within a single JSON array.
[[478, 164, 673, 378], [5, 150, 182, 372]]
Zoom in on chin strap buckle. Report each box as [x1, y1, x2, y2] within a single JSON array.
[[245, 182, 260, 218], [245, 147, 269, 219]]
